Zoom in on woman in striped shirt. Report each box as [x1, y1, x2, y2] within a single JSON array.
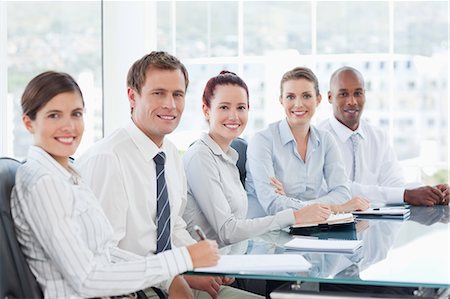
[[11, 71, 219, 299]]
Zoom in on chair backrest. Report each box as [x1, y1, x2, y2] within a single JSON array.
[[0, 157, 43, 298], [230, 137, 248, 188]]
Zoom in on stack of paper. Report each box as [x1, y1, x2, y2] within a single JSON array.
[[284, 238, 362, 253], [193, 254, 311, 273], [352, 207, 410, 219]]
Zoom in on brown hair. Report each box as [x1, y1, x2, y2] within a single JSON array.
[[280, 67, 320, 96], [127, 51, 189, 94], [202, 70, 249, 108], [21, 71, 83, 120]]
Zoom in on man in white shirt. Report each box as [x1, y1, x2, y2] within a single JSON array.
[[78, 52, 258, 299], [319, 66, 449, 206]]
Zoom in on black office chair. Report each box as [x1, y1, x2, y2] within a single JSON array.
[[0, 157, 43, 298], [230, 137, 248, 188]]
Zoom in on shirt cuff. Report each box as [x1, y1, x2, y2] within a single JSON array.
[[149, 246, 193, 290], [386, 187, 406, 205], [275, 209, 296, 228]]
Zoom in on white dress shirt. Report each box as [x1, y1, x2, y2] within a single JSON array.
[[245, 119, 351, 218], [11, 146, 192, 299], [183, 133, 295, 247], [319, 117, 405, 204]]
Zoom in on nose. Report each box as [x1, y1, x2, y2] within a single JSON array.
[[347, 95, 358, 106], [61, 117, 76, 132], [162, 95, 176, 109], [228, 108, 238, 120]]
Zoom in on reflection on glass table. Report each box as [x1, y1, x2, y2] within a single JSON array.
[[187, 206, 450, 289]]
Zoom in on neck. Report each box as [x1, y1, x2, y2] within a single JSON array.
[[208, 132, 232, 152], [287, 121, 310, 142]]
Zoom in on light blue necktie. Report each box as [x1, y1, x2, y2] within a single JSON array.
[[350, 133, 360, 181], [154, 152, 171, 253]]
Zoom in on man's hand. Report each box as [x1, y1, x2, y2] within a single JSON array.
[[404, 186, 443, 206], [435, 184, 449, 205], [187, 240, 219, 268], [168, 275, 194, 299], [184, 275, 223, 299]]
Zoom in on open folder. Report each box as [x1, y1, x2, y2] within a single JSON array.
[[193, 254, 311, 273], [290, 213, 355, 234], [284, 238, 362, 254]]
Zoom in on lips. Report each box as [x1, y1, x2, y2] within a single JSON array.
[[55, 137, 75, 144], [158, 115, 176, 120], [224, 123, 240, 129], [343, 108, 359, 114], [292, 111, 307, 116]]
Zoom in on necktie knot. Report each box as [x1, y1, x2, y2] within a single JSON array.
[[153, 152, 166, 165]]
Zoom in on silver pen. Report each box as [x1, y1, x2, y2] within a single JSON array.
[[193, 225, 207, 240]]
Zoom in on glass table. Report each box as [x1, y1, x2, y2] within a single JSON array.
[[187, 206, 450, 297]]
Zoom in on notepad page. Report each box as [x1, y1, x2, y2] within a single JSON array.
[[284, 238, 362, 253], [193, 254, 311, 273]]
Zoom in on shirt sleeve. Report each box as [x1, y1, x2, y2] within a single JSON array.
[[350, 132, 406, 204], [77, 153, 129, 246], [309, 133, 351, 204], [20, 175, 193, 298], [247, 132, 306, 214], [185, 148, 295, 245]]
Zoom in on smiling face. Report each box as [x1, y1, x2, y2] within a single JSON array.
[[328, 69, 366, 131], [128, 68, 186, 147], [280, 78, 322, 129], [22, 91, 84, 168], [203, 84, 248, 151]]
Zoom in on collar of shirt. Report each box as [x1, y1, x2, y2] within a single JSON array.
[[28, 145, 81, 184], [278, 118, 321, 150], [199, 132, 238, 164], [329, 116, 366, 143], [125, 120, 168, 162]]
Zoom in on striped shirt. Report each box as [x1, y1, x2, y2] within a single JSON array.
[[11, 146, 193, 299]]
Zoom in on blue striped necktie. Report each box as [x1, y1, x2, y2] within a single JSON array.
[[153, 152, 171, 253]]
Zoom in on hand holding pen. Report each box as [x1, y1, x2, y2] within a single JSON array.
[[187, 225, 219, 268]]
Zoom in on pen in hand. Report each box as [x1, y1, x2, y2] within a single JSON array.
[[193, 225, 207, 240]]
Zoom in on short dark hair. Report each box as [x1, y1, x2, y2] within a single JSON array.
[[21, 71, 83, 120], [127, 51, 189, 94], [202, 70, 249, 108], [280, 67, 320, 96]]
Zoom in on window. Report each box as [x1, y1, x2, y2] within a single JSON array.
[[1, 1, 102, 159]]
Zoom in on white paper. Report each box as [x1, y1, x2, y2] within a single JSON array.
[[353, 208, 410, 216], [193, 254, 311, 273], [284, 238, 362, 253]]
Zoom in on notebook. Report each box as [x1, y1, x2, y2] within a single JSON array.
[[193, 254, 311, 273], [290, 213, 354, 229], [352, 207, 410, 219], [284, 237, 362, 254]]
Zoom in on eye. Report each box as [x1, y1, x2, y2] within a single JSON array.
[[355, 91, 364, 97], [219, 105, 229, 110], [237, 105, 247, 110], [48, 113, 59, 119], [338, 92, 349, 97], [173, 92, 185, 98], [152, 91, 163, 96], [73, 111, 84, 118], [286, 94, 295, 101], [303, 94, 312, 100]]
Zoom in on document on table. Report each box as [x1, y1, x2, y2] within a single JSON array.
[[291, 212, 354, 228], [352, 207, 410, 219], [284, 238, 362, 253], [193, 254, 311, 273]]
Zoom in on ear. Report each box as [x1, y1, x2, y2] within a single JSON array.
[[128, 87, 136, 109], [316, 94, 322, 106], [327, 91, 332, 104], [202, 103, 210, 120], [22, 114, 34, 134], [279, 95, 283, 105]]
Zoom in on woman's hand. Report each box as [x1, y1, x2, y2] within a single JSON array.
[[270, 177, 286, 195], [332, 197, 370, 213], [293, 203, 331, 224]]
